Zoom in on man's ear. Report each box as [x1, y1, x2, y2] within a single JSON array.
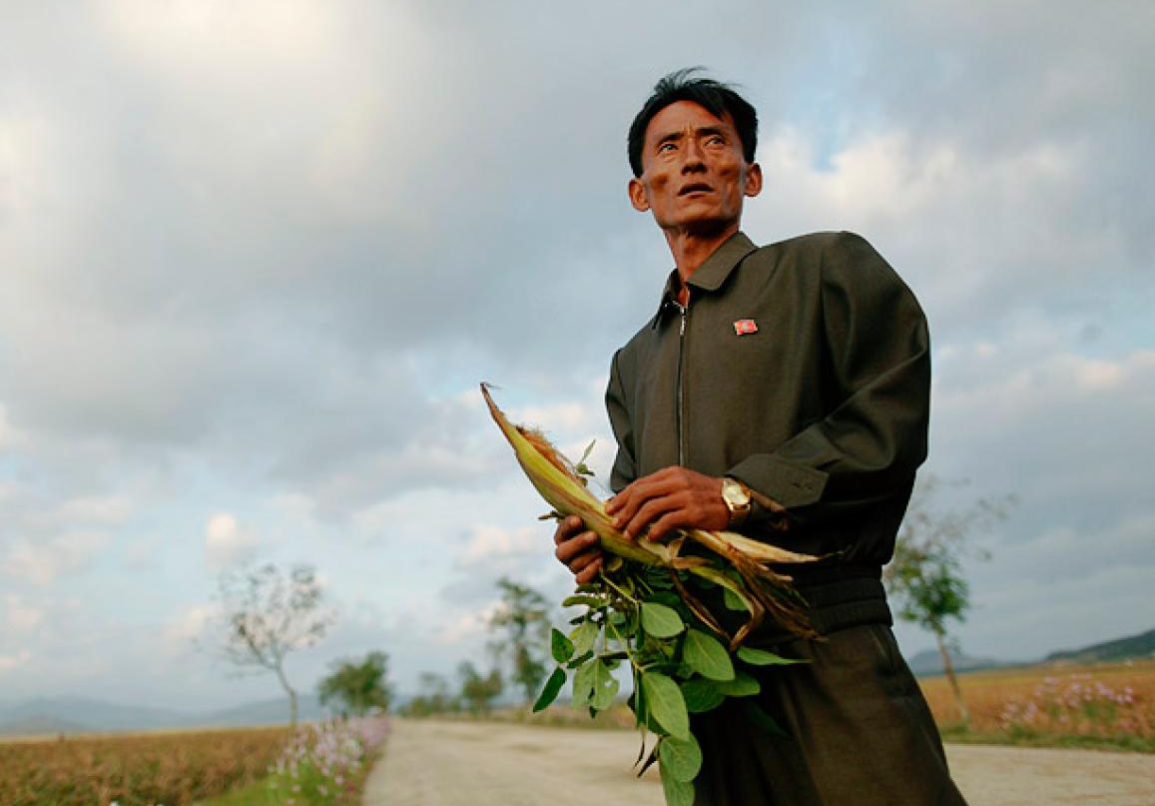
[[628, 177, 651, 212], [744, 162, 764, 198]]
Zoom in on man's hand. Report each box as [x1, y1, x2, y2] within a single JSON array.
[[605, 467, 729, 542], [554, 515, 603, 585]]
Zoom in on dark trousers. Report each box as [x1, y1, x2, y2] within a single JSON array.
[[691, 624, 968, 805]]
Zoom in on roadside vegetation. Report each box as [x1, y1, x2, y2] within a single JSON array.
[[0, 726, 289, 806], [197, 717, 389, 806], [401, 656, 1155, 754], [0, 717, 388, 806], [920, 658, 1155, 752]]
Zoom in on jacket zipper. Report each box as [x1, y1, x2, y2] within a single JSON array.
[[675, 299, 689, 466]]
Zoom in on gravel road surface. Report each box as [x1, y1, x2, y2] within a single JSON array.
[[364, 719, 1155, 806]]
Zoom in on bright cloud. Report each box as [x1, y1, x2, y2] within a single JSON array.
[[459, 525, 539, 567], [4, 595, 44, 632], [203, 513, 260, 570], [0, 650, 32, 674], [2, 532, 111, 586]]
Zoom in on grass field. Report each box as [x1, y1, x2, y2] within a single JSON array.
[[918, 658, 1155, 751], [0, 725, 289, 806], [0, 717, 389, 806], [483, 657, 1155, 753]]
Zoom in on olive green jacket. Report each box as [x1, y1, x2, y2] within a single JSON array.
[[606, 231, 930, 636]]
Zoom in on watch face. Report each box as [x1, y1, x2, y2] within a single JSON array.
[[723, 479, 750, 508]]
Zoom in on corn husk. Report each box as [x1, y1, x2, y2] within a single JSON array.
[[481, 383, 821, 646]]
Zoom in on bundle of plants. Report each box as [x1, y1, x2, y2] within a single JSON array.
[[481, 384, 822, 806]]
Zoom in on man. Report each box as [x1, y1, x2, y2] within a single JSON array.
[[554, 70, 967, 804]]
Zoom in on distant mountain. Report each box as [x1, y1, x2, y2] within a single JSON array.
[[1046, 627, 1155, 664], [193, 695, 329, 728], [0, 715, 91, 737], [0, 696, 190, 735], [905, 648, 1004, 677], [0, 694, 333, 736]]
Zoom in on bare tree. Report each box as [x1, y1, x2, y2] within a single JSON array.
[[217, 562, 335, 727], [884, 477, 1014, 726]]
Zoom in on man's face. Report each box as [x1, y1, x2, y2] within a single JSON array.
[[628, 100, 762, 237]]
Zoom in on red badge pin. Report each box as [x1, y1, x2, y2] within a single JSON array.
[[733, 319, 758, 336]]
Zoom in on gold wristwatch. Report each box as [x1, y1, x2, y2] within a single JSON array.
[[721, 477, 752, 528]]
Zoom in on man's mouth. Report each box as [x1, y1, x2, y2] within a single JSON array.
[[678, 183, 713, 196]]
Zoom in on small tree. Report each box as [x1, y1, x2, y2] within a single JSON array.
[[317, 651, 393, 717], [884, 477, 1014, 726], [457, 660, 503, 714], [217, 562, 335, 727], [405, 671, 457, 716], [487, 578, 551, 708]]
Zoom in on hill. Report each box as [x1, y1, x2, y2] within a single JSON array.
[[1046, 627, 1155, 664], [905, 648, 1004, 677]]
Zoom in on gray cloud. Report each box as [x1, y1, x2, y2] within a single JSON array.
[[1, 0, 1153, 704]]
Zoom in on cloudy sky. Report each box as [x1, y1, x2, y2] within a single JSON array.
[[1, 0, 1152, 712]]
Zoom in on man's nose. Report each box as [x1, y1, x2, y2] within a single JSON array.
[[681, 138, 706, 171]]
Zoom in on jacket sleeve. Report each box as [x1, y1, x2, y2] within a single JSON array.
[[605, 349, 638, 494], [727, 233, 930, 528]]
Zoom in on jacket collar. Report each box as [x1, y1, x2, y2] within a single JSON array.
[[652, 231, 759, 327]]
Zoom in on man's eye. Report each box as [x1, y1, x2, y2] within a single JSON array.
[[658, 142, 677, 153]]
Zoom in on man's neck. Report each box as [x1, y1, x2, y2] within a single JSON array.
[[664, 222, 740, 293]]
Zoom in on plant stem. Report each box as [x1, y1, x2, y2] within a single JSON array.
[[606, 614, 642, 675], [599, 571, 640, 606]]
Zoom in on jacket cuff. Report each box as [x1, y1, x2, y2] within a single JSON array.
[[727, 454, 828, 511]]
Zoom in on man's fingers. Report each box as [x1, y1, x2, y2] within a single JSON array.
[[554, 529, 599, 563], [645, 511, 691, 542], [620, 493, 684, 539], [553, 515, 584, 545], [568, 549, 601, 573], [574, 555, 603, 585]]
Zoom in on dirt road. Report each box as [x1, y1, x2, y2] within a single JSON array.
[[363, 719, 1155, 806]]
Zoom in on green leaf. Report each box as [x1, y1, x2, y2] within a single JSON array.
[[551, 628, 575, 664], [658, 734, 702, 783], [570, 620, 600, 656], [660, 762, 696, 806], [566, 649, 594, 669], [648, 590, 682, 608], [641, 602, 684, 638], [570, 659, 597, 709], [608, 611, 636, 639], [639, 671, 690, 738], [716, 670, 760, 697], [736, 646, 807, 666], [576, 439, 597, 470], [679, 678, 725, 713], [630, 687, 648, 729], [690, 566, 755, 615], [722, 586, 748, 611], [533, 667, 566, 713], [590, 659, 620, 710], [562, 594, 604, 609], [741, 700, 789, 739], [682, 629, 735, 681]]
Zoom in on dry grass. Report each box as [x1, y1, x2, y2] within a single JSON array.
[[0, 725, 290, 806], [918, 658, 1155, 747]]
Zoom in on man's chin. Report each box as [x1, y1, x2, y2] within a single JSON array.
[[664, 215, 741, 239]]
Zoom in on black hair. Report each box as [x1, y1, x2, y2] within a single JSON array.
[[627, 67, 758, 177]]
